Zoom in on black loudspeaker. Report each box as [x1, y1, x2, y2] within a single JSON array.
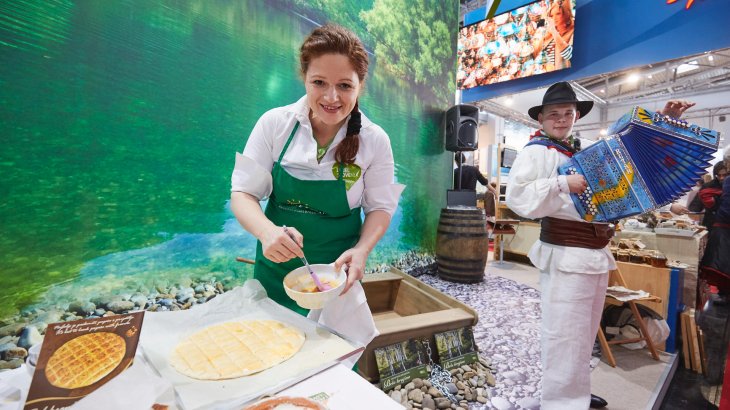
[[445, 104, 479, 152]]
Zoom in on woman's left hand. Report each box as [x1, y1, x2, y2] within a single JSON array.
[[334, 247, 369, 295]]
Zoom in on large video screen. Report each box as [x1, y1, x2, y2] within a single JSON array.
[[457, 0, 577, 90]]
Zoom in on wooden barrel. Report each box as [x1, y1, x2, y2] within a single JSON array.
[[435, 208, 488, 283]]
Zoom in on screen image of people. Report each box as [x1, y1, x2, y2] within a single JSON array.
[[457, 0, 576, 89]]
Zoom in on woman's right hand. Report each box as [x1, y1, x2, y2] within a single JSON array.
[[260, 225, 304, 263]]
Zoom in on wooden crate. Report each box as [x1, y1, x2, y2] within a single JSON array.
[[356, 269, 479, 382]]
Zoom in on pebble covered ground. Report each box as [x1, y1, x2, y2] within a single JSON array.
[[386, 360, 498, 410], [395, 254, 543, 410]]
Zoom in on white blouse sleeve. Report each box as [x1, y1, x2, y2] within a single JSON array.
[[231, 153, 272, 200], [505, 146, 564, 219], [361, 128, 405, 216], [230, 111, 278, 200]]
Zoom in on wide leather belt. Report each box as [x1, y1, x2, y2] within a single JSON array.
[[540, 217, 614, 249]]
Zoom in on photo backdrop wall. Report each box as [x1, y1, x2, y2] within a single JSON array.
[[0, 0, 458, 319]]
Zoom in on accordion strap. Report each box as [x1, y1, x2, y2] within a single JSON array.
[[540, 217, 614, 249], [525, 134, 576, 157]]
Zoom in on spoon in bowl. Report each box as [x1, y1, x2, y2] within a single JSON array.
[[282, 226, 331, 292]]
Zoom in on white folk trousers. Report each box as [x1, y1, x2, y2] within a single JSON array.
[[540, 269, 608, 410]]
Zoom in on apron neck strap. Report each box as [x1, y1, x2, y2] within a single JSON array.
[[277, 122, 300, 163], [278, 121, 345, 181]]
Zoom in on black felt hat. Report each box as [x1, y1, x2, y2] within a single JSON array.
[[528, 81, 594, 121]]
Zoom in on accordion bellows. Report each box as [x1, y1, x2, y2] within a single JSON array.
[[559, 107, 720, 222]]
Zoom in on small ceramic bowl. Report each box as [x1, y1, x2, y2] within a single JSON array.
[[283, 264, 346, 310]]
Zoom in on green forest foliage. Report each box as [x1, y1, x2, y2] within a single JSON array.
[[291, 0, 374, 38], [288, 0, 458, 101], [361, 0, 457, 98]]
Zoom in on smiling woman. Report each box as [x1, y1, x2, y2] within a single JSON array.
[[304, 54, 362, 148], [229, 24, 405, 315]]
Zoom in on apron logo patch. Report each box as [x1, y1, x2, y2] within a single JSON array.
[[280, 199, 326, 215], [331, 163, 362, 190]]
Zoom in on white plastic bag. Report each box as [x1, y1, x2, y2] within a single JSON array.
[[619, 317, 670, 350], [307, 281, 379, 368]]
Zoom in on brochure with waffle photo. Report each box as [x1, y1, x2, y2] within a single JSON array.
[[24, 310, 145, 410]]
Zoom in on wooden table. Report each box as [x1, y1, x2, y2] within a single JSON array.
[[493, 204, 540, 263], [488, 217, 519, 264]]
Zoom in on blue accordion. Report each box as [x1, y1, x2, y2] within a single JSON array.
[[559, 106, 721, 222]]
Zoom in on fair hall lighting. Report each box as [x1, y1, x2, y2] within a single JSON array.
[[647, 74, 653, 79], [504, 97, 513, 106], [677, 60, 699, 74], [627, 73, 640, 83], [600, 129, 608, 136], [708, 55, 714, 62], [599, 89, 605, 93]]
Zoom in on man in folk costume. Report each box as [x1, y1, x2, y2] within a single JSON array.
[[507, 82, 692, 409]]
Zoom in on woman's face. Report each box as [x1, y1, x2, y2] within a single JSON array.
[[718, 167, 728, 183], [549, 0, 572, 28], [305, 53, 362, 129]]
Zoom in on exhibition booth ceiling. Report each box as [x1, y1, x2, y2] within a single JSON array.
[[479, 47, 730, 137], [459, 0, 730, 143], [578, 48, 730, 105]]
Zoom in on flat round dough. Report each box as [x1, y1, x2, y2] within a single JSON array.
[[45, 332, 126, 389], [169, 320, 305, 380]]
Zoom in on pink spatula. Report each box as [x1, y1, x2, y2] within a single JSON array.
[[283, 226, 331, 292]]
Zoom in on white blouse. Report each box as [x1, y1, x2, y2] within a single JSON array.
[[231, 96, 405, 216], [506, 144, 616, 274]]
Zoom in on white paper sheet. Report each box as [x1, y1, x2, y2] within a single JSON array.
[[0, 365, 29, 410], [139, 280, 360, 410], [276, 363, 403, 410], [605, 285, 650, 302], [69, 354, 176, 410]]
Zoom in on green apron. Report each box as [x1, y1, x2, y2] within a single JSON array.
[[255, 122, 363, 316]]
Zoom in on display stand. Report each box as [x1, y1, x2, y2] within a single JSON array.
[[492, 204, 540, 264], [485, 144, 519, 269], [447, 151, 477, 207], [488, 217, 519, 268]]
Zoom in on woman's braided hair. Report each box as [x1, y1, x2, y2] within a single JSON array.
[[300, 24, 368, 164]]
